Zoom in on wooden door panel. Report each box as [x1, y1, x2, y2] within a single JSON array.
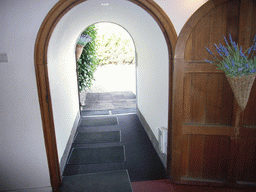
[[190, 74, 208, 124], [180, 135, 190, 177], [205, 74, 224, 125], [236, 138, 256, 183], [182, 135, 231, 180], [188, 135, 205, 178], [183, 72, 234, 125], [203, 135, 230, 181]]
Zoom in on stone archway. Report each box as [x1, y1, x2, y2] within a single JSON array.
[[34, 0, 177, 191]]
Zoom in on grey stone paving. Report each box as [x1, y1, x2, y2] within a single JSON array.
[[82, 91, 136, 111]]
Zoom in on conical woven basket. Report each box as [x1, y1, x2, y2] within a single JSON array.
[[76, 44, 84, 61], [226, 73, 256, 111]]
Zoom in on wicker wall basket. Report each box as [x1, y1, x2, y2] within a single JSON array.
[[226, 73, 256, 111], [76, 44, 84, 61]]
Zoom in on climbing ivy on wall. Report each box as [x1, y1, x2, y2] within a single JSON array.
[[77, 25, 98, 92]]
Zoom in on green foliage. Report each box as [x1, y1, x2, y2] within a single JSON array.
[[96, 32, 135, 65], [77, 25, 98, 92], [205, 34, 256, 77]]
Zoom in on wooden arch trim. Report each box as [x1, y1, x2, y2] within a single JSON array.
[[34, 0, 177, 191]]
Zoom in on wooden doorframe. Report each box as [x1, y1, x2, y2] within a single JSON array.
[[34, 0, 177, 191]]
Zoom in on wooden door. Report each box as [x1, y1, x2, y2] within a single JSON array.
[[171, 0, 256, 186]]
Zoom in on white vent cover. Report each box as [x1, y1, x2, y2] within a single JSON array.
[[158, 127, 168, 154]]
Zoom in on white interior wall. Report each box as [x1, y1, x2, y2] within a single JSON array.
[[0, 0, 57, 191], [48, 24, 80, 162], [155, 0, 208, 34], [0, 0, 207, 191]]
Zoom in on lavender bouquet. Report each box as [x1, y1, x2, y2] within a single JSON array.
[[205, 34, 256, 77], [205, 35, 256, 135]]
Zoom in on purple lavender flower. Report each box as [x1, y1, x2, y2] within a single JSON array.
[[205, 47, 213, 55], [223, 47, 229, 56], [205, 59, 212, 64], [253, 43, 256, 51], [245, 64, 249, 68], [251, 69, 256, 73], [214, 44, 222, 56], [223, 36, 229, 46], [248, 46, 253, 55], [240, 47, 246, 58], [219, 43, 224, 49], [219, 43, 226, 56], [224, 63, 229, 69], [214, 44, 220, 51], [238, 68, 243, 71], [229, 34, 238, 51], [231, 59, 235, 67], [233, 43, 238, 51], [229, 34, 234, 45]]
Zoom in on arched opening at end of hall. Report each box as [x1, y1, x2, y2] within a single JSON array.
[[75, 22, 137, 116]]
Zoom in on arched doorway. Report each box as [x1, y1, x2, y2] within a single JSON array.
[[34, 0, 177, 191]]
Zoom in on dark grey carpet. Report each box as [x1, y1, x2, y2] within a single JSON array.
[[74, 131, 121, 144], [80, 116, 118, 127], [60, 170, 133, 192], [67, 146, 125, 164]]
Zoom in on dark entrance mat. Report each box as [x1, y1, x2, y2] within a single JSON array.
[[80, 116, 118, 127], [67, 146, 125, 164], [60, 170, 133, 192], [81, 110, 110, 116], [73, 131, 121, 144], [111, 108, 137, 115], [63, 162, 125, 176]]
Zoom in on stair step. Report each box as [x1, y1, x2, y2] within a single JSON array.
[[60, 170, 133, 192], [67, 146, 126, 164], [63, 162, 125, 176], [73, 131, 121, 144], [80, 116, 118, 127]]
